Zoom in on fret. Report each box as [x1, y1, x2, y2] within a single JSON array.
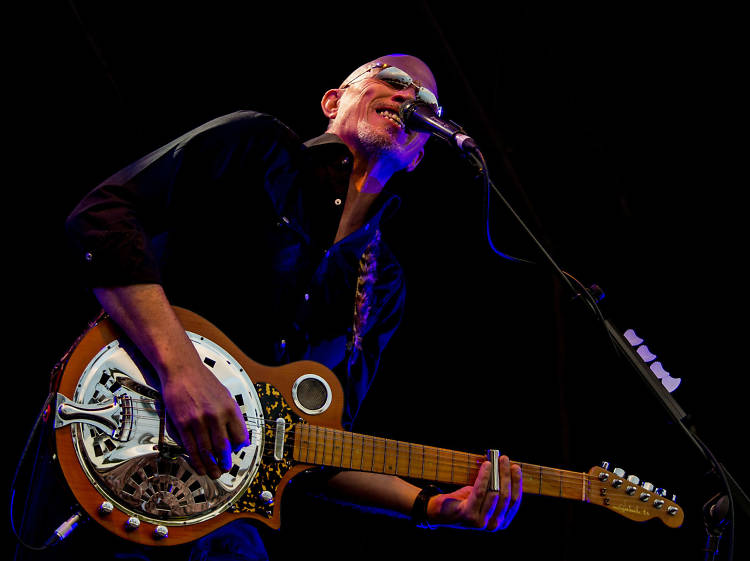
[[292, 423, 304, 462], [304, 424, 313, 463], [383, 439, 396, 475], [460, 452, 481, 486], [372, 436, 385, 473], [312, 426, 322, 464], [352, 432, 365, 471], [518, 463, 586, 501], [321, 427, 330, 466], [312, 426, 323, 466], [360, 434, 375, 472], [308, 424, 318, 464], [560, 471, 585, 500], [373, 436, 381, 472], [436, 448, 453, 483], [398, 441, 411, 478], [422, 445, 438, 481], [331, 427, 343, 467], [538, 465, 562, 497], [409, 443, 426, 479], [340, 431, 352, 469], [450, 449, 455, 482]]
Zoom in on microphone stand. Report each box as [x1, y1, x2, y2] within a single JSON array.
[[462, 146, 748, 561]]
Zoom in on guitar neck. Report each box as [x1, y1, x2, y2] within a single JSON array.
[[293, 424, 591, 502]]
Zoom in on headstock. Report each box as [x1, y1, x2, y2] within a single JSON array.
[[587, 462, 684, 528]]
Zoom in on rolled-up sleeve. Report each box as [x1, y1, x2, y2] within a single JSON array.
[[65, 177, 171, 287], [65, 111, 288, 288]]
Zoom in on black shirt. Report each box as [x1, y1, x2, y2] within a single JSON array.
[[65, 110, 406, 429]]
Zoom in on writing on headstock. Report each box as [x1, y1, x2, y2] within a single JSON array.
[[588, 463, 683, 528]]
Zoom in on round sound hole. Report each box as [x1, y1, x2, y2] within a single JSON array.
[[292, 374, 332, 415]]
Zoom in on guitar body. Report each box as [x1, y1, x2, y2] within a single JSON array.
[[53, 307, 344, 546]]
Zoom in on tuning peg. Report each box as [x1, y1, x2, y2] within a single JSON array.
[[655, 487, 667, 497], [610, 467, 625, 488], [642, 482, 654, 492], [625, 475, 640, 495], [597, 462, 611, 481]]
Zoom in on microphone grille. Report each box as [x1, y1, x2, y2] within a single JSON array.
[[398, 99, 419, 121]]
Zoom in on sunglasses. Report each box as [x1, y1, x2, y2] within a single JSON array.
[[342, 62, 443, 117]]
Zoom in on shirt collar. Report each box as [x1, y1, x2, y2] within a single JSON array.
[[303, 132, 348, 149], [303, 133, 353, 171], [303, 132, 402, 232]]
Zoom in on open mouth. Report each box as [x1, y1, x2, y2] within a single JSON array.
[[376, 107, 404, 128]]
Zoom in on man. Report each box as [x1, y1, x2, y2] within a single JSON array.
[[58, 53, 521, 559]]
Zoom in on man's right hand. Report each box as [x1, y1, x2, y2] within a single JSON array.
[[161, 358, 250, 479], [93, 284, 250, 479]]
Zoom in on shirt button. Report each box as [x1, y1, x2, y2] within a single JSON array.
[[85, 252, 93, 262], [334, 198, 342, 206]]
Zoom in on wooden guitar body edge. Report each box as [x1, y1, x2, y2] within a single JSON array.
[[54, 306, 345, 546]]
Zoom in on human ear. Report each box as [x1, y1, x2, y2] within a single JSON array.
[[321, 89, 341, 119], [405, 147, 425, 173]]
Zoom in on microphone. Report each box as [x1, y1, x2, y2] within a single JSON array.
[[399, 100, 479, 154]]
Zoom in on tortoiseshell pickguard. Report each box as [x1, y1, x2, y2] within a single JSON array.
[[229, 382, 297, 517]]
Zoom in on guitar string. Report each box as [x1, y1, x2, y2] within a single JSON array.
[[110, 408, 605, 482], [255, 438, 672, 511], [107, 401, 659, 497], [99, 406, 566, 477], [97, 418, 600, 488], [71, 403, 672, 512], [84, 403, 671, 501], [90, 403, 651, 490], [94, 426, 658, 497], [114, 398, 637, 489], [80, 432, 673, 509], [266, 431, 619, 493], [235, 441, 664, 511], [252, 439, 663, 510]]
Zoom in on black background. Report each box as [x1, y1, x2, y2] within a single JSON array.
[[8, 2, 746, 560]]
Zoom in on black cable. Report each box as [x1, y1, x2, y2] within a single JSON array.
[[10, 392, 57, 551]]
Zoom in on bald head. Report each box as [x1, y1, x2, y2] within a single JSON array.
[[340, 54, 438, 100]]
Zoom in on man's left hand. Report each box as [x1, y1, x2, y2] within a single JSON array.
[[427, 456, 522, 531]]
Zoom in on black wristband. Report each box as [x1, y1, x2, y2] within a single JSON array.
[[411, 485, 441, 529]]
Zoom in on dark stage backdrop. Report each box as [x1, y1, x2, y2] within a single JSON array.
[[8, 3, 746, 560]]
